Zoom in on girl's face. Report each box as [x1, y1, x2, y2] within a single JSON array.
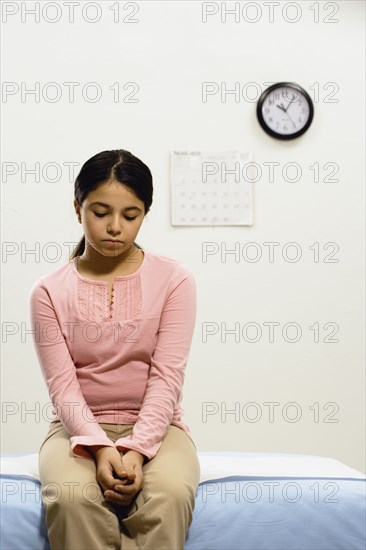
[[74, 179, 146, 261]]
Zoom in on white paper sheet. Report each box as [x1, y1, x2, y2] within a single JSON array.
[[170, 150, 254, 226]]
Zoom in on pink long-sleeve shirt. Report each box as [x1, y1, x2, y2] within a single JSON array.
[[29, 249, 196, 461]]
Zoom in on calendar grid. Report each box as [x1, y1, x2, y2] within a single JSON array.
[[170, 150, 254, 226]]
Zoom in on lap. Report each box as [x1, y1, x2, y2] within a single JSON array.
[[38, 421, 133, 488], [142, 425, 200, 490], [38, 421, 200, 494]]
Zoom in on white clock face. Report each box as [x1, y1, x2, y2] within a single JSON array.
[[261, 86, 311, 136]]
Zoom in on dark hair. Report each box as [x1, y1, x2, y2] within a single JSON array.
[[70, 149, 153, 260]]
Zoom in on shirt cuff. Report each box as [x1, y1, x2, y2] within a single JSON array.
[[70, 435, 116, 460], [115, 435, 159, 461]]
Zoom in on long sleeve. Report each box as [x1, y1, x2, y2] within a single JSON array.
[[115, 269, 197, 460], [29, 281, 116, 460]]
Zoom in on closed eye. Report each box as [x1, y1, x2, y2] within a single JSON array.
[[93, 213, 137, 221]]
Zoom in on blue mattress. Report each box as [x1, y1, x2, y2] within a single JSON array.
[[1, 452, 365, 550], [185, 476, 365, 549]]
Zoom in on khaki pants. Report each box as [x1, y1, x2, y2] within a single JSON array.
[[38, 421, 200, 550]]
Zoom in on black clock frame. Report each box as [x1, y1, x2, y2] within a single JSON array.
[[256, 82, 314, 140]]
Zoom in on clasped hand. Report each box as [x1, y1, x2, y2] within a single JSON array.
[[92, 447, 145, 506]]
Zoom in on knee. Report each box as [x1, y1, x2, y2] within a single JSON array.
[[157, 478, 197, 509], [41, 480, 104, 510]]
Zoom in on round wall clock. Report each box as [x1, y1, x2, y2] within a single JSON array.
[[256, 82, 314, 140]]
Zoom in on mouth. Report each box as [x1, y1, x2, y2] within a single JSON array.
[[103, 240, 123, 243]]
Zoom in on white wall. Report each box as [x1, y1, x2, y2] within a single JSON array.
[[1, 1, 365, 472]]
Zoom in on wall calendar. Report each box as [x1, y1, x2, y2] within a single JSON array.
[[170, 150, 254, 226]]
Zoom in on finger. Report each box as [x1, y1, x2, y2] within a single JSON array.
[[105, 492, 131, 505], [100, 474, 127, 493], [131, 465, 143, 489], [119, 465, 141, 488], [101, 472, 123, 491], [118, 469, 136, 479], [111, 482, 139, 495], [110, 479, 134, 494], [114, 471, 135, 484], [113, 484, 136, 495], [112, 478, 129, 486], [102, 465, 131, 490], [113, 470, 130, 480], [104, 489, 135, 505], [111, 471, 135, 488]]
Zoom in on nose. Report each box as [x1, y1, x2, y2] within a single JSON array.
[[107, 215, 123, 235]]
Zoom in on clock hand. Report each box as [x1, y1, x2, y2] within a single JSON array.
[[285, 95, 296, 112], [285, 110, 296, 128], [277, 104, 286, 112]]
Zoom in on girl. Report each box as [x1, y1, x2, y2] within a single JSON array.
[[30, 149, 200, 550]]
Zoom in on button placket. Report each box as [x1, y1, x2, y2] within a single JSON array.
[[108, 282, 116, 320], [77, 274, 142, 323]]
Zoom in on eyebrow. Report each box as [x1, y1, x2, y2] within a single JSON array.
[[89, 201, 143, 212]]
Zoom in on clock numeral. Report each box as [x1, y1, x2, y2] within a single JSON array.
[[282, 87, 301, 103]]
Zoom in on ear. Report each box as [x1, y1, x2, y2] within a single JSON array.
[[74, 199, 81, 218]]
